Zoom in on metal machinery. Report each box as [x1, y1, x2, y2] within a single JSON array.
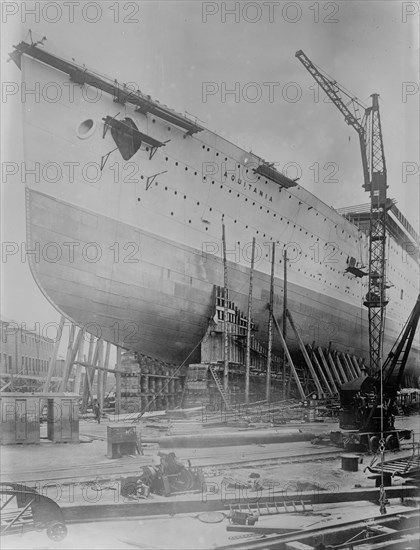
[[336, 295, 420, 450], [136, 452, 204, 497], [0, 483, 67, 541], [295, 50, 389, 377]]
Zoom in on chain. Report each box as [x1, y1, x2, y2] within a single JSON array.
[[379, 437, 387, 514]]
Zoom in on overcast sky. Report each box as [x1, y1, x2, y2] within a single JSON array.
[[1, 1, 419, 336]]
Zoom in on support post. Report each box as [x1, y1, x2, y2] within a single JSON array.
[[222, 220, 229, 392], [327, 351, 343, 386], [97, 340, 105, 413], [272, 312, 306, 400], [81, 338, 99, 412], [102, 341, 111, 402], [60, 327, 83, 392], [245, 237, 256, 404], [266, 243, 275, 402], [286, 309, 324, 397], [344, 353, 358, 379], [282, 250, 288, 399], [73, 335, 85, 395], [308, 344, 333, 395], [43, 315, 65, 393], [317, 347, 338, 394], [115, 346, 122, 416]]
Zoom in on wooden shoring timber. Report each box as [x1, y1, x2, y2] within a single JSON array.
[[333, 351, 349, 383], [266, 243, 275, 402], [342, 352, 357, 379], [43, 315, 65, 393], [59, 326, 84, 392], [73, 335, 85, 395], [102, 341, 111, 402], [81, 335, 95, 405], [59, 324, 76, 391], [307, 344, 334, 395], [339, 352, 354, 379], [326, 351, 343, 386], [81, 338, 101, 412], [97, 340, 105, 411], [222, 221, 229, 392], [351, 355, 363, 376], [357, 356, 367, 372], [286, 310, 324, 396], [271, 313, 305, 400], [115, 347, 122, 415], [245, 237, 256, 404], [316, 347, 338, 393]]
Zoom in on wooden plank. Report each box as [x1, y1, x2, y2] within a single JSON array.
[[102, 341, 111, 402], [272, 314, 305, 400], [286, 310, 323, 396], [222, 222, 229, 392], [342, 353, 357, 379], [97, 340, 105, 411], [307, 344, 333, 395], [73, 336, 85, 395], [285, 543, 314, 550], [266, 243, 275, 402], [316, 348, 338, 393], [334, 351, 349, 383], [43, 315, 65, 393], [81, 339, 100, 412], [60, 327, 84, 392], [115, 347, 122, 416], [352, 355, 363, 376], [327, 351, 343, 385], [245, 238, 256, 404]]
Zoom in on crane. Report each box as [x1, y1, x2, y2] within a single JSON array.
[[337, 294, 420, 451], [295, 50, 389, 376]]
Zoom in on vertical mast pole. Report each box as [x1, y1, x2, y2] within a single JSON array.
[[266, 243, 275, 402], [222, 220, 229, 392], [282, 249, 288, 399], [245, 237, 256, 404]]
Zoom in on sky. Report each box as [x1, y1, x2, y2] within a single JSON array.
[[1, 0, 419, 342]]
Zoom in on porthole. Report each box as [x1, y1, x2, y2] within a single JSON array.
[[76, 118, 95, 139]]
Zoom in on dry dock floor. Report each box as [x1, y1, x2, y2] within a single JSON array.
[[1, 415, 419, 549]]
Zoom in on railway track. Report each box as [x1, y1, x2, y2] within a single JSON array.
[[1, 446, 345, 485]]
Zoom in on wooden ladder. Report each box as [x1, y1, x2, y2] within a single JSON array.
[[209, 364, 231, 410]]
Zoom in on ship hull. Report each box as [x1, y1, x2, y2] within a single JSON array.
[[27, 189, 414, 373], [15, 46, 419, 381]]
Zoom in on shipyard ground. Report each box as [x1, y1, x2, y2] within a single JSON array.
[[1, 414, 419, 549]]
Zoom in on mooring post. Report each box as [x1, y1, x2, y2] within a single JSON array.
[[245, 237, 256, 404], [266, 242, 275, 402]]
